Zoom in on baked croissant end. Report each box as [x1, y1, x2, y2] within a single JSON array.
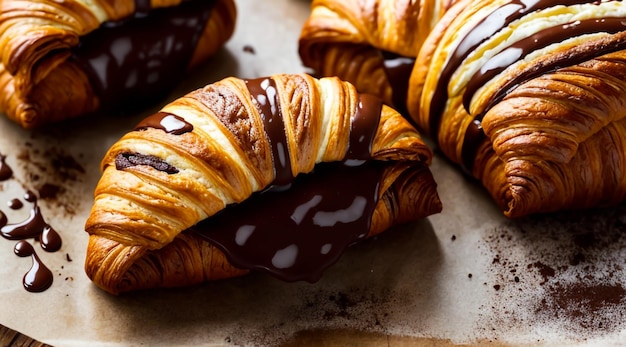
[[408, 0, 626, 218], [298, 0, 456, 112], [0, 0, 236, 129], [84, 73, 442, 294]]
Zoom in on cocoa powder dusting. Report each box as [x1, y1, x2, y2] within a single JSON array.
[[15, 145, 86, 215], [478, 206, 626, 342]]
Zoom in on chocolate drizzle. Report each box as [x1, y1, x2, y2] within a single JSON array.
[[464, 16, 626, 112], [245, 77, 293, 187], [0, 154, 12, 181], [72, 0, 216, 110], [1, 191, 62, 292], [191, 86, 385, 282], [430, 0, 591, 137], [135, 111, 194, 135]]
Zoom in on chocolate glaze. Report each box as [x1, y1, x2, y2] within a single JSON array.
[[430, 0, 592, 137], [245, 78, 293, 187], [381, 51, 415, 114], [0, 154, 12, 181], [135, 111, 194, 135], [115, 153, 179, 174], [14, 240, 54, 293], [346, 94, 384, 163], [191, 84, 386, 282], [191, 161, 386, 282], [72, 0, 216, 111]]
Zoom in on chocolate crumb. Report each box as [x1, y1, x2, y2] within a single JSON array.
[[451, 235, 456, 241], [468, 273, 473, 279], [243, 45, 256, 54], [494, 284, 501, 291], [66, 253, 72, 262]]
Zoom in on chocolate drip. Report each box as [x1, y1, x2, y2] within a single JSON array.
[[381, 51, 415, 114], [1, 191, 62, 252], [192, 161, 386, 282], [245, 77, 293, 187], [72, 0, 216, 110], [8, 198, 23, 210], [135, 111, 194, 135], [345, 94, 383, 164], [460, 16, 626, 172], [0, 154, 12, 181], [1, 187, 62, 292], [429, 0, 590, 137], [191, 91, 384, 282], [115, 153, 179, 174], [14, 241, 54, 293]]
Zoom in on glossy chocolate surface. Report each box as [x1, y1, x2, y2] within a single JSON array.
[[72, 0, 216, 111], [135, 111, 194, 135], [191, 160, 386, 282], [14, 240, 54, 293], [190, 77, 386, 282], [1, 191, 62, 292], [245, 78, 293, 187]]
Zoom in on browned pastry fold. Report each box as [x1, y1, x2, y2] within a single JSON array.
[[298, 0, 456, 111], [0, 0, 236, 128], [84, 73, 442, 294], [407, 0, 626, 217]]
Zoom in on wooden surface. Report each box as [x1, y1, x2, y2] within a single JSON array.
[[0, 324, 51, 347]]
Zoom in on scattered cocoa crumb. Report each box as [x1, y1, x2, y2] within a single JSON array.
[[243, 45, 256, 54], [451, 235, 456, 241], [493, 284, 501, 291], [66, 253, 72, 262], [468, 273, 473, 279]]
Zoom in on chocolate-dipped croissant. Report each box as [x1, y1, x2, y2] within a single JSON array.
[[84, 73, 442, 294], [298, 0, 456, 112], [0, 0, 236, 128], [408, 0, 626, 217]]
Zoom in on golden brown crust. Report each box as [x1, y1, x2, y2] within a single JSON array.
[[0, 0, 236, 128], [84, 73, 441, 294], [408, 0, 626, 217], [298, 0, 455, 108]]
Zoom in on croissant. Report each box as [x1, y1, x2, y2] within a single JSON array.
[[84, 73, 442, 294], [298, 0, 456, 113], [0, 0, 236, 129], [407, 0, 626, 217]]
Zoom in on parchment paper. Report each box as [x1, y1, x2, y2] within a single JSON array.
[[1, 0, 625, 346]]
